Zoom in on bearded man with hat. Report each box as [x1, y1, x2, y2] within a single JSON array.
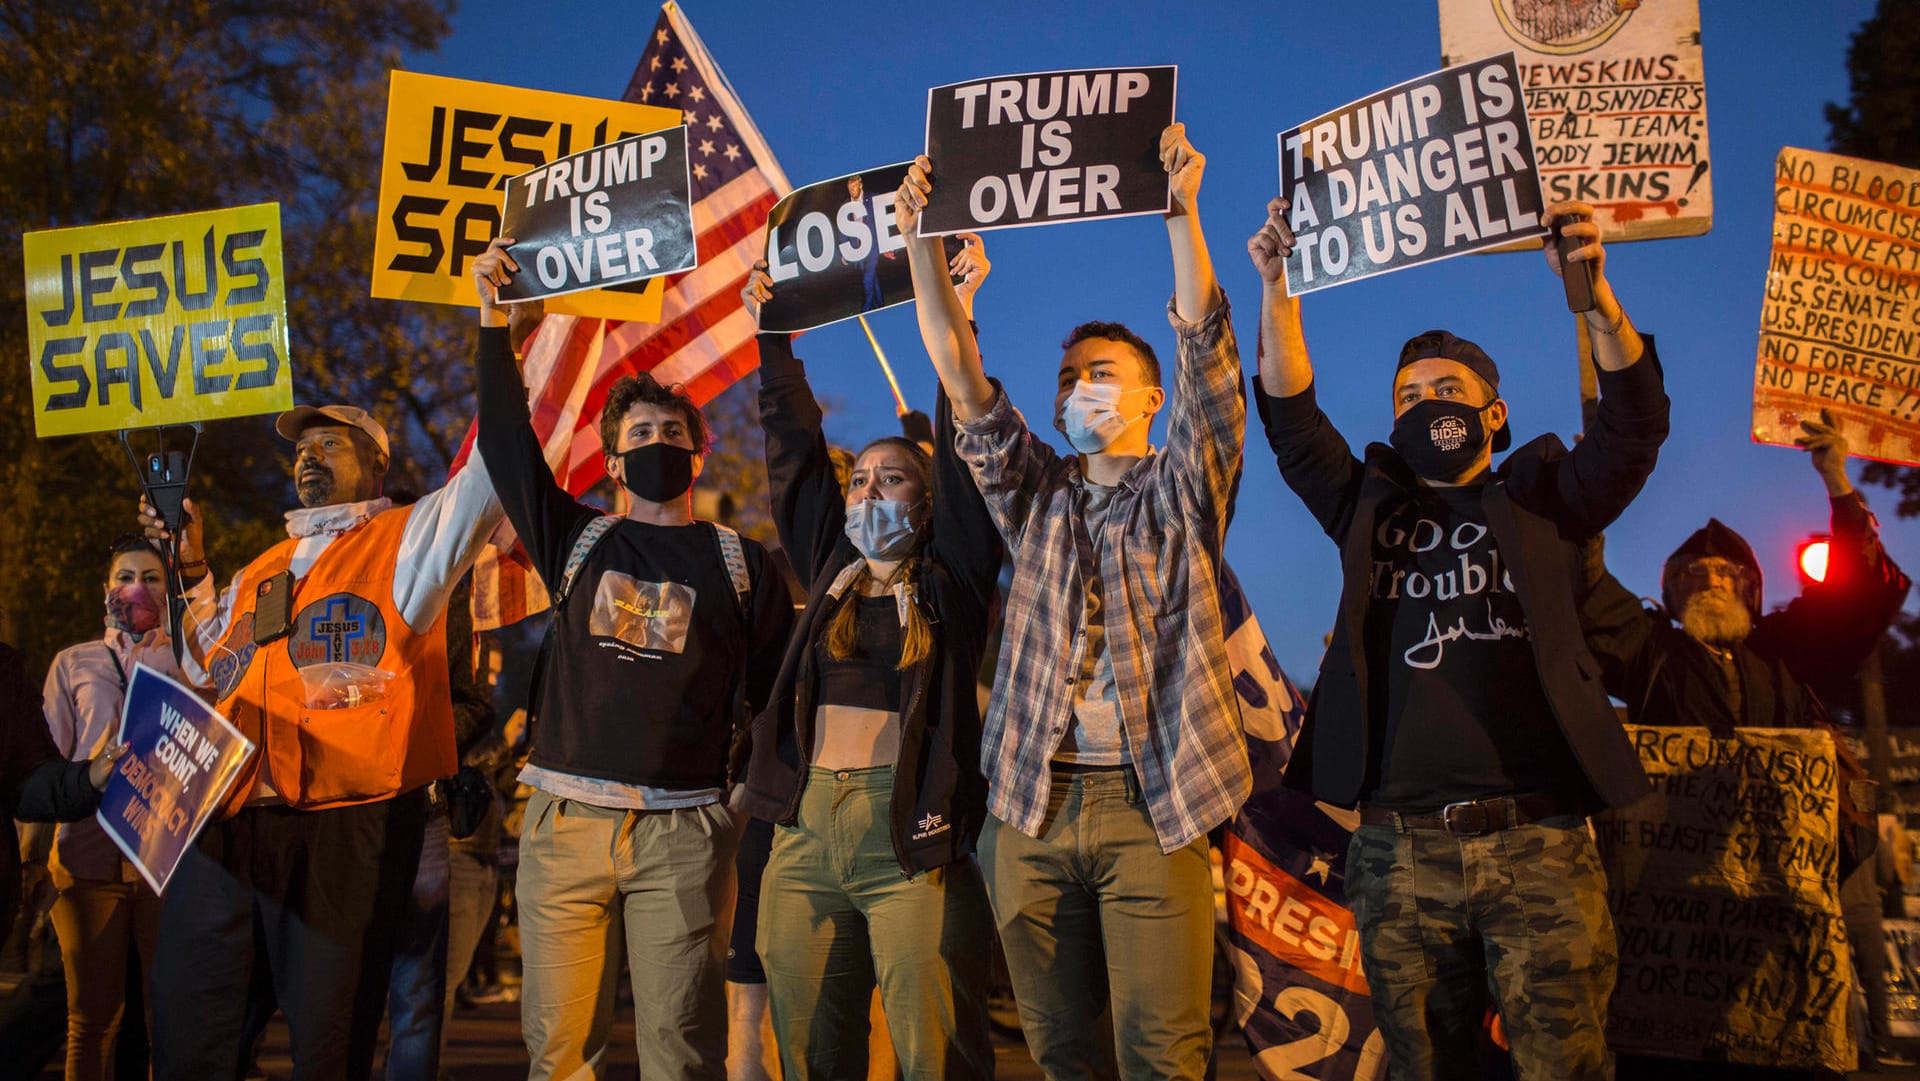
[[1579, 409, 1911, 1077], [1248, 197, 1671, 1080], [136, 398, 502, 1081]]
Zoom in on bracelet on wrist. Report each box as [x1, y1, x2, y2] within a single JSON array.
[[1586, 307, 1628, 336]]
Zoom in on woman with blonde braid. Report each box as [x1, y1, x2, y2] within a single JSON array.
[[736, 239, 1000, 1081]]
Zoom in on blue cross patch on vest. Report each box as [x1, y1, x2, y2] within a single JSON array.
[[286, 593, 388, 668]]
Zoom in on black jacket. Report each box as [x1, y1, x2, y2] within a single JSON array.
[[2, 642, 101, 941], [1256, 340, 1671, 812], [1582, 494, 1910, 730], [740, 333, 1002, 873]]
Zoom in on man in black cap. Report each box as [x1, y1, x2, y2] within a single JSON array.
[[1579, 410, 1911, 1077], [1245, 197, 1670, 1080]]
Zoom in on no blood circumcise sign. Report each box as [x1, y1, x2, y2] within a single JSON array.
[[918, 66, 1176, 237], [494, 126, 698, 303]]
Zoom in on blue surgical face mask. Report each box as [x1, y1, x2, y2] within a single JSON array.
[[1055, 381, 1150, 454], [844, 498, 922, 561]]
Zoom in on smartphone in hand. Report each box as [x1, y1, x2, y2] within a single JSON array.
[[1554, 223, 1596, 313]]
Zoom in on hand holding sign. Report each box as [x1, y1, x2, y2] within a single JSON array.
[[471, 238, 549, 355], [89, 743, 129, 791], [1246, 198, 1299, 287], [896, 156, 933, 235], [949, 234, 990, 319], [137, 494, 204, 571], [1160, 122, 1204, 218], [1793, 409, 1855, 496], [473, 237, 520, 327], [741, 262, 773, 328]]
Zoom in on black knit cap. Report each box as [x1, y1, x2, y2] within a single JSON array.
[[1660, 518, 1764, 619], [1397, 330, 1509, 452]]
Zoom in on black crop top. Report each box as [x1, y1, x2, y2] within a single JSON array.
[[815, 593, 905, 713]]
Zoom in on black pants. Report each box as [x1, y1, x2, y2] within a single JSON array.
[[150, 790, 428, 1081]]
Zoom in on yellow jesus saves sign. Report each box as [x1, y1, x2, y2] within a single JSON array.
[[24, 202, 292, 438]]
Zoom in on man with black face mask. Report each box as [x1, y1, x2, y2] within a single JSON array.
[[1246, 197, 1670, 1081], [470, 239, 794, 1081]]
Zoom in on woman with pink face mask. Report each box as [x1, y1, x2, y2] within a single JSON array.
[[40, 535, 188, 1081]]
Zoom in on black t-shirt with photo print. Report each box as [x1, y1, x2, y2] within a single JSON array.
[[474, 326, 794, 791], [1362, 483, 1585, 810]]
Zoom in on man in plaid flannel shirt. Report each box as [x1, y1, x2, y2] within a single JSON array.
[[896, 123, 1250, 1081]]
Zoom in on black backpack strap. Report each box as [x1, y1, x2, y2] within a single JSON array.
[[707, 521, 755, 785], [527, 514, 622, 744], [709, 521, 751, 620], [554, 515, 622, 607]]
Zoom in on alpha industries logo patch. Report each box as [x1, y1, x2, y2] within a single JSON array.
[[911, 811, 951, 841]]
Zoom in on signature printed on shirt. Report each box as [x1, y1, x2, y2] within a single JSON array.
[[1403, 600, 1531, 670]]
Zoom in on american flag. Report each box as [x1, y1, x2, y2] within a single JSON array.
[[463, 2, 790, 631]]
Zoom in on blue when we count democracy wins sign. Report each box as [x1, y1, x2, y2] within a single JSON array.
[[98, 664, 256, 894]]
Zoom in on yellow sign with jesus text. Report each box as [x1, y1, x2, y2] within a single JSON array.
[[374, 71, 681, 321], [24, 203, 292, 438]]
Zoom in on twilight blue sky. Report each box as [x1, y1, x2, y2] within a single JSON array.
[[421, 0, 1916, 681]]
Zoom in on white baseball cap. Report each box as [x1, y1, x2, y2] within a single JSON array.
[[274, 405, 391, 458]]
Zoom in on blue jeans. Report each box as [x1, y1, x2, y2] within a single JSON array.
[[384, 810, 451, 1081]]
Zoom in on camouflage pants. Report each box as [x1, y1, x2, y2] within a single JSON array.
[[1345, 818, 1618, 1081]]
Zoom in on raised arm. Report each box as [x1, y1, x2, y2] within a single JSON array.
[[1154, 125, 1244, 529], [471, 237, 596, 584], [896, 158, 993, 419], [1750, 414, 1913, 684], [136, 494, 230, 682], [1250, 198, 1311, 399], [741, 262, 849, 582], [1575, 536, 1667, 708], [1246, 198, 1366, 543], [929, 380, 1006, 602], [1512, 203, 1669, 535], [906, 236, 1005, 597], [1543, 200, 1645, 373], [1161, 123, 1218, 323], [897, 161, 1060, 546]]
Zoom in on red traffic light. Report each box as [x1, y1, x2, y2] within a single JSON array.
[[1797, 536, 1830, 584]]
